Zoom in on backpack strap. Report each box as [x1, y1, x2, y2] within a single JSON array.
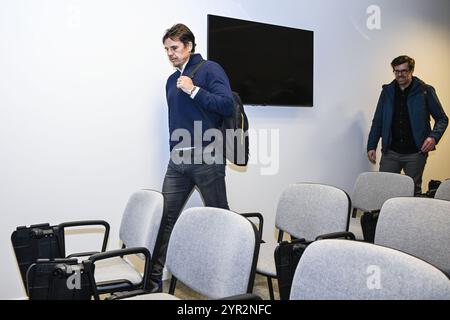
[[186, 59, 206, 78], [185, 59, 215, 128]]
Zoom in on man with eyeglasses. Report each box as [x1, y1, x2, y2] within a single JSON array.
[[367, 55, 448, 195]]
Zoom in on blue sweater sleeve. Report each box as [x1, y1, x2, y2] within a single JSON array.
[[192, 62, 234, 117]]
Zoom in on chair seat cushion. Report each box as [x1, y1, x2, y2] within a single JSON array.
[[256, 242, 277, 277], [93, 257, 143, 285]]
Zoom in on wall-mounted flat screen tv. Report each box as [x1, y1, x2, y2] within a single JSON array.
[[207, 15, 314, 107]]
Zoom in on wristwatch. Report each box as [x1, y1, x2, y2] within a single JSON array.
[[189, 86, 197, 95]]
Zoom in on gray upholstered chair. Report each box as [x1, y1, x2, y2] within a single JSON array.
[[257, 183, 352, 300], [114, 206, 260, 300], [374, 197, 450, 276], [435, 179, 450, 201], [351, 172, 414, 242], [352, 171, 414, 214], [290, 239, 450, 300], [87, 189, 164, 296]]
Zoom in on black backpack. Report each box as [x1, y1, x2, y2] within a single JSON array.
[[187, 60, 249, 166], [426, 179, 442, 198], [360, 210, 380, 243]]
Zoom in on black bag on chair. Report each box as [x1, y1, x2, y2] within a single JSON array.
[[12, 220, 109, 293], [26, 258, 93, 300], [11, 223, 65, 289]]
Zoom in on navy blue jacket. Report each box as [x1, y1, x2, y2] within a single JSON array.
[[166, 54, 234, 150], [367, 77, 448, 153]]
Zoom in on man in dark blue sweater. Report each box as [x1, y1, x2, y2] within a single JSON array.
[[149, 24, 234, 291], [367, 55, 448, 195]]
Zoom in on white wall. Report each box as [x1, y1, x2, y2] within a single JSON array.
[[1, 0, 449, 299]]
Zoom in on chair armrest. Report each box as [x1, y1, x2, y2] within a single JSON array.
[[67, 251, 100, 259], [315, 231, 356, 241], [58, 220, 110, 252], [240, 212, 264, 243], [88, 247, 151, 263], [88, 247, 152, 294]]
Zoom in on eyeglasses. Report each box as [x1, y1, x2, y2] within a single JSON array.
[[393, 69, 411, 75]]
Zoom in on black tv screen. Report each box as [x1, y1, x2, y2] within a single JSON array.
[[207, 15, 314, 107]]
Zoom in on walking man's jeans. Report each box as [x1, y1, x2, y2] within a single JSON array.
[[149, 157, 229, 290], [379, 150, 428, 195]]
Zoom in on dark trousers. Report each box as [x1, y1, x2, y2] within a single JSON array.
[[379, 150, 428, 195], [149, 157, 229, 288]]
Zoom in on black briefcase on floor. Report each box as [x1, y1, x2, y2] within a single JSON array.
[[11, 223, 65, 289], [26, 258, 93, 300], [274, 239, 309, 300], [360, 210, 380, 243]]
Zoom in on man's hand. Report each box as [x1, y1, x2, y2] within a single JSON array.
[[176, 76, 195, 95], [367, 150, 377, 164], [421, 137, 436, 153]]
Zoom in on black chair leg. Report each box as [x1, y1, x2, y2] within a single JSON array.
[[169, 276, 177, 295], [351, 208, 357, 218], [267, 277, 275, 300]]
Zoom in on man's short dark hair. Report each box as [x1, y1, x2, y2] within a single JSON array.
[[162, 23, 196, 53], [391, 55, 415, 72]]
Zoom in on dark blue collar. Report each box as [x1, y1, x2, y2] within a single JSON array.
[[185, 53, 204, 70]]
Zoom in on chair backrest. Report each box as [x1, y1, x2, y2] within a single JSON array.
[[275, 183, 351, 241], [290, 239, 450, 300], [374, 197, 450, 275], [352, 172, 414, 212], [165, 207, 259, 299], [119, 190, 164, 253], [435, 179, 450, 201]]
